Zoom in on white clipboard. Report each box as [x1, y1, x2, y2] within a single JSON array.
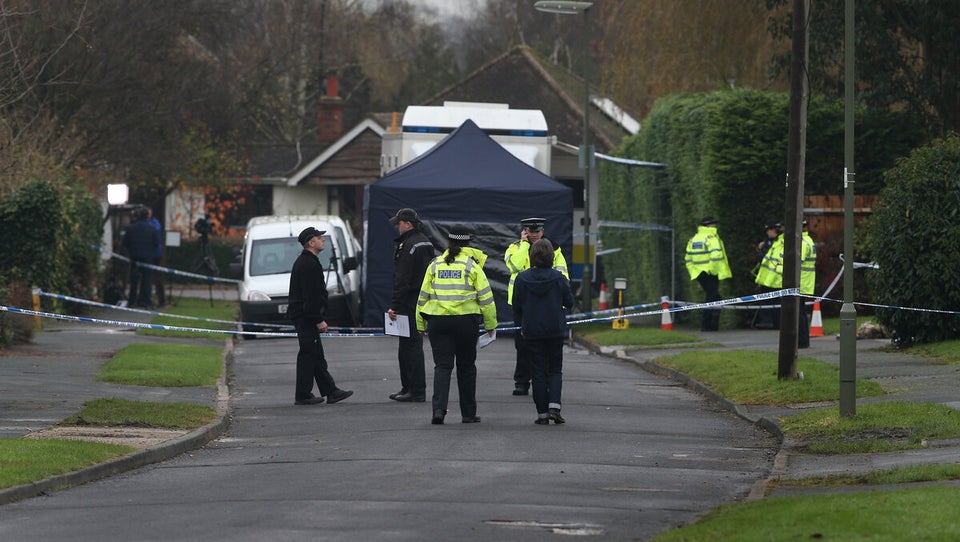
[[384, 313, 411, 338]]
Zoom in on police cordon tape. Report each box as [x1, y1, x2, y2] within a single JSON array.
[[9, 291, 797, 337], [0, 304, 379, 338], [93, 245, 241, 285], [33, 289, 384, 333], [9, 288, 959, 339]]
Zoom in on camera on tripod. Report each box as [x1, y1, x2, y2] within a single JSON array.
[[194, 216, 213, 238]]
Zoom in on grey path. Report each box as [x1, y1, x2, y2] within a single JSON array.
[[0, 327, 776, 541]]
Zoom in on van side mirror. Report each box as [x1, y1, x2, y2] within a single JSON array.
[[343, 256, 358, 273], [228, 262, 243, 279]]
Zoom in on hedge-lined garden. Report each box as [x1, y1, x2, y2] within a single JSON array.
[[599, 88, 922, 326]]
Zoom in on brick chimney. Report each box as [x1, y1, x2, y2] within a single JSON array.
[[317, 75, 343, 145]]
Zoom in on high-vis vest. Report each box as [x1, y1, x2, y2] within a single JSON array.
[[755, 234, 784, 288], [684, 226, 732, 281], [800, 232, 817, 295], [416, 246, 498, 332], [505, 240, 568, 304]]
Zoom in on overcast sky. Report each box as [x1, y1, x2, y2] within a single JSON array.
[[407, 0, 487, 21]]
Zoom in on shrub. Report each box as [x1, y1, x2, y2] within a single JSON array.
[[864, 133, 960, 346]]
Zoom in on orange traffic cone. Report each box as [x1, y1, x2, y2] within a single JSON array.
[[598, 283, 609, 310], [809, 301, 824, 337], [660, 297, 673, 331]]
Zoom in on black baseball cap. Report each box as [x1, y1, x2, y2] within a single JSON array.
[[389, 208, 421, 225], [297, 227, 326, 246]]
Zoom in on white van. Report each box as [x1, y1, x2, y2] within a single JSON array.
[[231, 215, 362, 332]]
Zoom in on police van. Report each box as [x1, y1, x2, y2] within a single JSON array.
[[231, 215, 362, 333]]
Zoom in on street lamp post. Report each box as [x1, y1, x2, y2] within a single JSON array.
[[535, 0, 595, 310]]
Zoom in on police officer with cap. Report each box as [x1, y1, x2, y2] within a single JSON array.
[[505, 217, 569, 395], [289, 226, 353, 405], [386, 208, 435, 402], [684, 215, 732, 331]]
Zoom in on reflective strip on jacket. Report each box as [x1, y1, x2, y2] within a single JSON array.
[[684, 225, 732, 281], [755, 235, 784, 288], [800, 232, 816, 295], [416, 246, 498, 332], [504, 240, 568, 304]]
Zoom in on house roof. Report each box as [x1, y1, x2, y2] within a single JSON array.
[[423, 46, 636, 153], [287, 119, 385, 186]]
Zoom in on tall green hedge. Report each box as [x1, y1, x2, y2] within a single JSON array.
[[0, 178, 102, 308], [600, 88, 923, 318], [864, 134, 960, 346]]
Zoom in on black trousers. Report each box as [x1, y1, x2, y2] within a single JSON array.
[[512, 331, 532, 387], [153, 257, 165, 306], [293, 318, 337, 401], [128, 259, 153, 307], [528, 337, 564, 414], [397, 323, 426, 395], [696, 272, 721, 331], [426, 315, 479, 417]]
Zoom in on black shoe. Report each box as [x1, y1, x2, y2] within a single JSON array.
[[461, 415, 481, 424], [512, 384, 529, 396], [394, 392, 426, 402], [326, 389, 353, 404], [294, 394, 325, 405], [548, 408, 565, 424], [431, 410, 446, 424], [388, 389, 408, 401], [534, 417, 550, 425]]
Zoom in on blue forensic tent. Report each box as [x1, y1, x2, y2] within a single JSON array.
[[362, 119, 573, 327]]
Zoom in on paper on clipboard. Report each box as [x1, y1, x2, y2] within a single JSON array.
[[384, 313, 411, 338], [477, 329, 496, 349]]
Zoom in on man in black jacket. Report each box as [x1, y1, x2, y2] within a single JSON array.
[[386, 208, 435, 402], [288, 227, 353, 406], [122, 207, 160, 308]]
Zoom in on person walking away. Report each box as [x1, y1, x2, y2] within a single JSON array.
[[416, 227, 498, 425], [504, 217, 568, 396], [684, 216, 732, 331], [512, 239, 575, 425], [798, 219, 817, 348], [288, 226, 354, 406], [123, 206, 160, 308], [147, 207, 166, 307], [386, 208, 435, 402]]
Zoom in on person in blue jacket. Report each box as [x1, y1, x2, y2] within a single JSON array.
[[511, 239, 575, 425]]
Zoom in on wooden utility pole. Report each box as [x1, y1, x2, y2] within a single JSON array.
[[778, 0, 809, 380]]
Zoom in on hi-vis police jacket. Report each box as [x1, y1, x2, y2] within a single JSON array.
[[504, 239, 568, 304], [755, 233, 817, 293], [684, 225, 732, 281], [755, 234, 784, 288], [800, 232, 816, 295], [416, 246, 498, 333]]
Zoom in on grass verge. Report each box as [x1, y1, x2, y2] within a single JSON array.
[[779, 401, 960, 454], [96, 343, 223, 387], [654, 350, 885, 405], [60, 397, 216, 429], [770, 463, 960, 490], [575, 321, 703, 348], [140, 298, 238, 339], [0, 439, 135, 490], [651, 485, 960, 541], [0, 398, 215, 491], [907, 339, 960, 364]]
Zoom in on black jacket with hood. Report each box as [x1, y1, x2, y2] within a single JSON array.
[[512, 267, 574, 339]]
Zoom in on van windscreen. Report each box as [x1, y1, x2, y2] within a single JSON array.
[[250, 236, 333, 277]]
